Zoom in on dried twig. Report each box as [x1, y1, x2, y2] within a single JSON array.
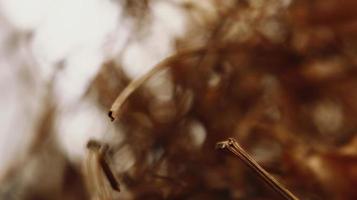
[[84, 140, 120, 200], [216, 138, 299, 200], [108, 46, 208, 121]]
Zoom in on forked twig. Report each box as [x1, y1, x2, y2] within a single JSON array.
[[85, 140, 120, 200], [216, 138, 299, 200]]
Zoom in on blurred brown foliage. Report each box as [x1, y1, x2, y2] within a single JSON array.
[[2, 0, 357, 199], [98, 0, 357, 199]]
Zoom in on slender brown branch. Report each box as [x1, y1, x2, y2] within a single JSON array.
[[97, 145, 120, 192], [216, 138, 299, 200]]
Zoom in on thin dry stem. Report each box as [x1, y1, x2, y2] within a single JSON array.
[[216, 138, 300, 200], [108, 46, 209, 121]]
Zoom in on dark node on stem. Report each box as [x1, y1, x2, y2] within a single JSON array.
[[87, 140, 102, 150], [108, 111, 115, 121]]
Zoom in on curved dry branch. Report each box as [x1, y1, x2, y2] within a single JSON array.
[[108, 46, 209, 121]]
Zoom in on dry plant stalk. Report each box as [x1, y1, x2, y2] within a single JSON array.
[[84, 140, 120, 200], [108, 46, 209, 121], [216, 138, 299, 200]]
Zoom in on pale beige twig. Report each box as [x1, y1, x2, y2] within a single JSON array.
[[108, 46, 208, 121]]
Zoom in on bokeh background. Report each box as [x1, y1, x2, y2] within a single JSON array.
[[0, 0, 356, 199]]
